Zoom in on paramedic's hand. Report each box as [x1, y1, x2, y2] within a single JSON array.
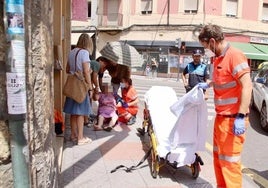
[[198, 83, 210, 90], [233, 117, 246, 135], [121, 101, 128, 108]]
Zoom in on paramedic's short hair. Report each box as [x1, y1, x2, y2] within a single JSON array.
[[198, 24, 224, 42], [122, 77, 132, 86]]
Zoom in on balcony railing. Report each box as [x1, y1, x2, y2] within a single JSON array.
[[98, 13, 123, 27]]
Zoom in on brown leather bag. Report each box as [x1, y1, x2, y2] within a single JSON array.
[[63, 49, 89, 103]]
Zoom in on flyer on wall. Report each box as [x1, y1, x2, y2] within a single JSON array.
[[9, 40, 25, 73], [6, 72, 26, 114], [6, 0, 24, 34]]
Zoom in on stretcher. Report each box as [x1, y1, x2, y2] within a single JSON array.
[[140, 86, 207, 179]]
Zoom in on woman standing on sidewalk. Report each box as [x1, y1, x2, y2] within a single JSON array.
[[63, 33, 93, 145]]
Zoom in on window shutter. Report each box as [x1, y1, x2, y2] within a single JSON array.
[[226, 0, 238, 17], [141, 0, 152, 12], [262, 4, 268, 21], [184, 0, 198, 11]]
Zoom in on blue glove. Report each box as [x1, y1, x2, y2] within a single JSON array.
[[198, 83, 210, 90], [121, 100, 128, 108], [113, 93, 122, 104], [233, 117, 246, 135]]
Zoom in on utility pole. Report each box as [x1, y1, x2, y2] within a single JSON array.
[[175, 38, 181, 81], [167, 0, 170, 25]]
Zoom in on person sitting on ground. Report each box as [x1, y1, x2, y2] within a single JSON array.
[[93, 83, 118, 132], [84, 56, 115, 126], [116, 77, 139, 125]]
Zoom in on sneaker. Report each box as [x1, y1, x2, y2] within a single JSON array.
[[127, 116, 136, 126]]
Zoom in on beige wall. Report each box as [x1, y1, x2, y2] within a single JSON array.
[[54, 0, 71, 111], [72, 0, 268, 52]]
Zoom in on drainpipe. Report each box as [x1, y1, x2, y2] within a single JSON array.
[[167, 0, 170, 25], [9, 116, 30, 188], [4, 1, 30, 187]]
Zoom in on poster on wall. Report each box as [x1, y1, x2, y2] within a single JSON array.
[[6, 0, 24, 34], [6, 72, 26, 114], [9, 40, 25, 73]]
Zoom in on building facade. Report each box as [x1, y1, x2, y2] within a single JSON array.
[[72, 0, 268, 76]]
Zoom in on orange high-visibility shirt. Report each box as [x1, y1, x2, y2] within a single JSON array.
[[212, 45, 250, 115]]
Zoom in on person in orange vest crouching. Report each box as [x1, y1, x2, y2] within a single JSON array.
[[115, 77, 139, 125], [197, 24, 252, 188]]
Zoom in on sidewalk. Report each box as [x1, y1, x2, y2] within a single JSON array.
[[58, 76, 258, 188]]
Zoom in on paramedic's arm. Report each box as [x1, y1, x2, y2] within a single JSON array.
[[127, 97, 139, 107], [238, 73, 252, 114]]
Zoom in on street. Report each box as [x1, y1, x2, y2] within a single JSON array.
[[130, 75, 268, 188], [61, 75, 267, 187]]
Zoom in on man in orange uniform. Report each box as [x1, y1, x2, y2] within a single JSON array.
[[197, 24, 252, 188]]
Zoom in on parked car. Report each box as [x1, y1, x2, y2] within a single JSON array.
[[251, 67, 268, 132]]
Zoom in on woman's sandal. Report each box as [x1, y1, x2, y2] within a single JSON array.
[[77, 137, 92, 145], [93, 125, 103, 131]]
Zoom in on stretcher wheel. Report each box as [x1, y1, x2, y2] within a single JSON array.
[[191, 161, 200, 179], [151, 149, 159, 178]]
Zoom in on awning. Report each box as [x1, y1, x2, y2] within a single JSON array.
[[230, 42, 268, 60], [252, 43, 268, 54], [71, 33, 95, 45], [124, 40, 202, 48]]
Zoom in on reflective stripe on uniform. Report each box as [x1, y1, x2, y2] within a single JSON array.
[[213, 146, 241, 163], [219, 154, 241, 163], [214, 81, 237, 90], [214, 97, 238, 105], [233, 62, 249, 76]]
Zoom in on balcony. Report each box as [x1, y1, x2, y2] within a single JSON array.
[[98, 13, 123, 28]]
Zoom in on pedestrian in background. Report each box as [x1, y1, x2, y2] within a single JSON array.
[[145, 64, 151, 78], [151, 58, 158, 78], [198, 24, 252, 188], [182, 49, 209, 95], [63, 33, 93, 145]]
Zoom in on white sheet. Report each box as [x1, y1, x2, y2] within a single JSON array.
[[144, 86, 178, 157], [144, 86, 208, 167]]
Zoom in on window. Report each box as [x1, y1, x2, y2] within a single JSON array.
[[184, 0, 198, 14], [87, 1, 91, 18], [262, 3, 268, 22], [141, 0, 152, 14], [226, 0, 237, 17]]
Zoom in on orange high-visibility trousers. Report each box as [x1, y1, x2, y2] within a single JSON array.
[[213, 116, 249, 188]]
